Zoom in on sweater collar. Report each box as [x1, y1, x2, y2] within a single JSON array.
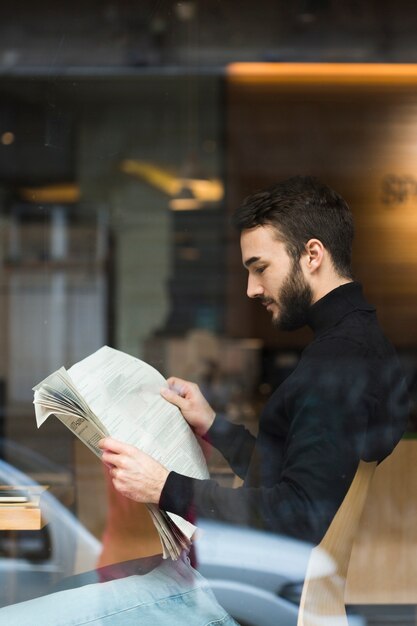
[[307, 282, 375, 334]]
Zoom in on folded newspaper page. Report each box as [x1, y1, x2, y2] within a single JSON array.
[[33, 346, 210, 559]]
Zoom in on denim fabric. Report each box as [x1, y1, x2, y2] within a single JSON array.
[[0, 553, 240, 626]]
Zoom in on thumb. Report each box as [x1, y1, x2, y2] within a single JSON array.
[[160, 386, 187, 410]]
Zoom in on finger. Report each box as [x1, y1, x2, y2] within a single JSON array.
[[101, 451, 124, 467], [165, 377, 191, 395], [160, 386, 187, 410], [99, 437, 135, 455]]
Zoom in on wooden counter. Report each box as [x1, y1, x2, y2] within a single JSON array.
[[0, 486, 47, 531]]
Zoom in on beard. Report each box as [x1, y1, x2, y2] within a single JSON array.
[[263, 261, 313, 331]]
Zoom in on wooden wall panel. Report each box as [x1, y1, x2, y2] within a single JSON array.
[[226, 66, 417, 347]]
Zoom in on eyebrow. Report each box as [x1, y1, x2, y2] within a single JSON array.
[[243, 256, 261, 269]]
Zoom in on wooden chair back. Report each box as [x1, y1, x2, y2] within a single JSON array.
[[297, 460, 377, 626]]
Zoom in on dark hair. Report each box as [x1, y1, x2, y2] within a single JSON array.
[[233, 176, 354, 279]]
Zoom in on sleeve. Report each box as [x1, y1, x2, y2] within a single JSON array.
[[202, 413, 256, 479], [160, 339, 378, 544], [160, 415, 365, 545]]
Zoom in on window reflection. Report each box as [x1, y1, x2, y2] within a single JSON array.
[[0, 14, 414, 626]]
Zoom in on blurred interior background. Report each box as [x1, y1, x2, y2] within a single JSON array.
[[0, 2, 417, 624]]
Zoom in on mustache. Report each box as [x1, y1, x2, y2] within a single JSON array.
[[259, 296, 275, 306]]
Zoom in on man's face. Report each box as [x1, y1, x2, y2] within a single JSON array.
[[241, 225, 313, 331]]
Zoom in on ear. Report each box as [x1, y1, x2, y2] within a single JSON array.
[[302, 239, 324, 274]]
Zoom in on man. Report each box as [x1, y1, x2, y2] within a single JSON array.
[[100, 176, 409, 545]]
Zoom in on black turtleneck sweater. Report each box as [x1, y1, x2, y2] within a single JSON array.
[[159, 283, 409, 544]]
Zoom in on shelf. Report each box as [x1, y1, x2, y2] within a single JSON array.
[[0, 486, 48, 531]]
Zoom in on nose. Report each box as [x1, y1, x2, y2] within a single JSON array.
[[247, 273, 264, 299]]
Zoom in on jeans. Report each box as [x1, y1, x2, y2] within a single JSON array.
[[0, 552, 240, 626]]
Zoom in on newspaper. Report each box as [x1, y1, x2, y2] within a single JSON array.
[[33, 345, 209, 559]]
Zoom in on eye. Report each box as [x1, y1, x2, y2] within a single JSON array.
[[255, 266, 266, 275]]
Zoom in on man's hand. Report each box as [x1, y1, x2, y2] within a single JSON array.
[[98, 437, 169, 504], [160, 377, 215, 437]]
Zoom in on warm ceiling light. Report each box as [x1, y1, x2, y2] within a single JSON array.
[[120, 159, 180, 196], [19, 183, 80, 203], [227, 63, 417, 86], [186, 178, 223, 203], [169, 186, 201, 211], [1, 131, 15, 145], [120, 159, 224, 206], [169, 199, 201, 211]]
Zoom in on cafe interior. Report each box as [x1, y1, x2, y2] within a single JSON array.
[[0, 2, 416, 624]]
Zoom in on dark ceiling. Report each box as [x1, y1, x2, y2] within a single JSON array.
[[1, 0, 417, 74]]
